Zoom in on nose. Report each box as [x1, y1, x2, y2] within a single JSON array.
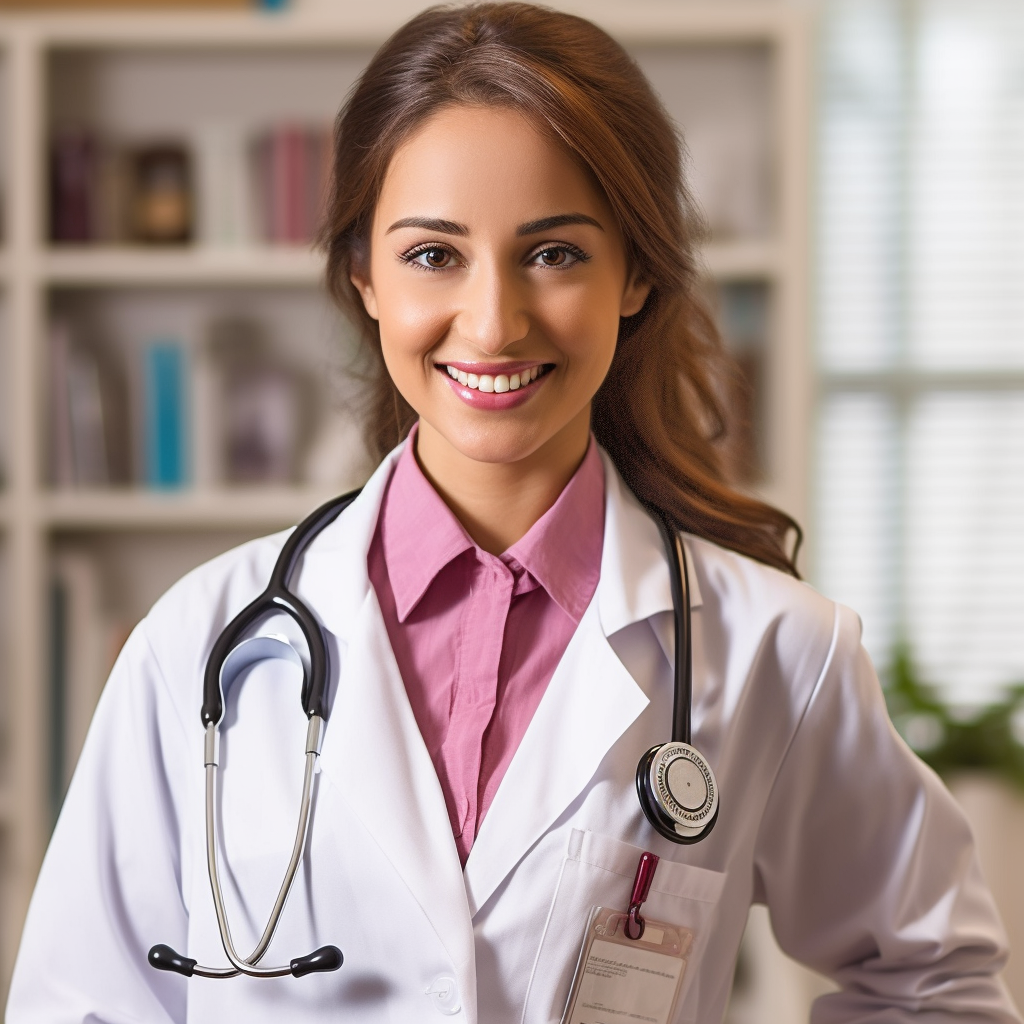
[[456, 260, 529, 355]]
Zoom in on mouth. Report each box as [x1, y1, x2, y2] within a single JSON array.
[[437, 361, 552, 393], [435, 360, 553, 409]]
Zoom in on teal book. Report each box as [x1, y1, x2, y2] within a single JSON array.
[[145, 339, 189, 489]]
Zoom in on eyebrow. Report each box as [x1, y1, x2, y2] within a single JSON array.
[[516, 213, 604, 236], [385, 212, 605, 236]]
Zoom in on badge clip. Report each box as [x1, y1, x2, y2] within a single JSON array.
[[625, 850, 659, 940]]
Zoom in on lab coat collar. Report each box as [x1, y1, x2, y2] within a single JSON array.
[[303, 439, 705, 646], [298, 442, 402, 647], [596, 448, 702, 638]]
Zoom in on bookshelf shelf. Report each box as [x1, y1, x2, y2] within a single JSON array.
[[0, 3, 812, 1004], [42, 486, 338, 530], [11, 3, 795, 48], [44, 246, 325, 288]]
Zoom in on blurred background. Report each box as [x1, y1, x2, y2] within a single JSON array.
[[0, 0, 1021, 1017]]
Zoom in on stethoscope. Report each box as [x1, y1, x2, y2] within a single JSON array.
[[148, 487, 718, 982]]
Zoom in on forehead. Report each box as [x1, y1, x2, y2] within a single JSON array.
[[375, 103, 612, 230]]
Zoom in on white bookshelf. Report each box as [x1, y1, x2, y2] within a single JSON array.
[[41, 486, 338, 529], [0, 1, 812, 999], [43, 246, 324, 287]]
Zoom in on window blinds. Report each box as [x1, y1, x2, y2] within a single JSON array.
[[817, 0, 1024, 707]]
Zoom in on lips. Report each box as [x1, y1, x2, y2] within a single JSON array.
[[435, 361, 552, 410]]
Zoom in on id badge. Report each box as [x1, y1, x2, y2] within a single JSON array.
[[560, 905, 694, 1024], [560, 851, 694, 1024]]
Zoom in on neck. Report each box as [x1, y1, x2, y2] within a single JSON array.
[[414, 412, 592, 555]]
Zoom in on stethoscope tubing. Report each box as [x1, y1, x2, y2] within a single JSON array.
[[655, 513, 692, 746], [201, 491, 361, 729]]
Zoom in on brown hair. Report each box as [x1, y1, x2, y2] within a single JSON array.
[[320, 2, 802, 576]]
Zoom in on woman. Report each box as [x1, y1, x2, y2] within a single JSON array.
[[9, 5, 1019, 1023]]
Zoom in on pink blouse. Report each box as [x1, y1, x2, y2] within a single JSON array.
[[367, 432, 605, 864]]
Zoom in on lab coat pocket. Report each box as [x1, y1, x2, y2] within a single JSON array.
[[521, 829, 726, 1024]]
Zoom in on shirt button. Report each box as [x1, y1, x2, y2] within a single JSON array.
[[426, 973, 461, 1015]]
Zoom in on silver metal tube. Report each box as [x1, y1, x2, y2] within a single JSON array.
[[204, 722, 219, 767], [305, 715, 324, 756], [203, 723, 322, 978], [246, 749, 318, 963], [205, 763, 294, 977]]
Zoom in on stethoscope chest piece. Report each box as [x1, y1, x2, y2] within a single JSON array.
[[636, 741, 719, 844]]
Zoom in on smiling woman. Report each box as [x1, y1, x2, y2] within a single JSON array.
[[321, 4, 802, 572], [347, 103, 647, 551], [8, 5, 1019, 1024]]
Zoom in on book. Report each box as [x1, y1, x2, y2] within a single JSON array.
[[50, 131, 96, 243], [49, 550, 113, 819], [251, 123, 331, 245], [49, 320, 111, 487], [195, 122, 256, 247], [144, 339, 189, 489], [206, 315, 311, 484]]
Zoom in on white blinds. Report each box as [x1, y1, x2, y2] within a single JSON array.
[[816, 0, 1024, 707]]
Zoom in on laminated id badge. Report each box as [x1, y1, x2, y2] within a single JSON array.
[[561, 852, 695, 1024]]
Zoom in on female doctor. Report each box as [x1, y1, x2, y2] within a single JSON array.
[[9, 4, 1021, 1023]]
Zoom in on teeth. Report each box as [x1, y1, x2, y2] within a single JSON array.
[[445, 365, 544, 390]]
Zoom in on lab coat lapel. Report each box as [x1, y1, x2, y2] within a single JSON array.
[[463, 455, 680, 917], [463, 598, 649, 917], [316, 590, 476, 981]]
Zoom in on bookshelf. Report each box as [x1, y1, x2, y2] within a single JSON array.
[[0, 0, 812, 999]]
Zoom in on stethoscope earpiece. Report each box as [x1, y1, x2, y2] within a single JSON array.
[[635, 742, 719, 845]]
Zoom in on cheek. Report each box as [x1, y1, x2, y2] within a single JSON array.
[[543, 280, 622, 371], [374, 270, 453, 364]]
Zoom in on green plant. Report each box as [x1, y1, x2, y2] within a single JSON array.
[[884, 645, 1024, 791]]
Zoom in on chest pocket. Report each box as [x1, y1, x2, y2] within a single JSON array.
[[521, 829, 726, 1024]]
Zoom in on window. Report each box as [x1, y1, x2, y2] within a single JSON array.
[[816, 0, 1024, 708]]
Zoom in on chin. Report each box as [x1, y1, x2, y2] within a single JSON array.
[[431, 416, 556, 467]]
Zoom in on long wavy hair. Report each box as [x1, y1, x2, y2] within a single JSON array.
[[319, 2, 802, 576]]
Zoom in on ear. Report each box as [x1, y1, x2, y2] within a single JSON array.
[[620, 274, 652, 318], [349, 269, 380, 321]]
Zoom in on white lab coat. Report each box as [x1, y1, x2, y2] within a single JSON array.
[[8, 446, 1020, 1024]]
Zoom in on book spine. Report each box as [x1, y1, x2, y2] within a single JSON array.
[[48, 576, 68, 823], [49, 321, 75, 487], [144, 340, 189, 489], [51, 131, 95, 243]]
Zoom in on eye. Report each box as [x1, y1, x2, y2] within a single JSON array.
[[538, 248, 568, 267], [529, 243, 590, 269], [402, 244, 458, 271]]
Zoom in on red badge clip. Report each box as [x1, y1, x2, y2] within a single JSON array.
[[625, 850, 659, 940]]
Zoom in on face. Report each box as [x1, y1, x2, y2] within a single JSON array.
[[351, 103, 650, 469]]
